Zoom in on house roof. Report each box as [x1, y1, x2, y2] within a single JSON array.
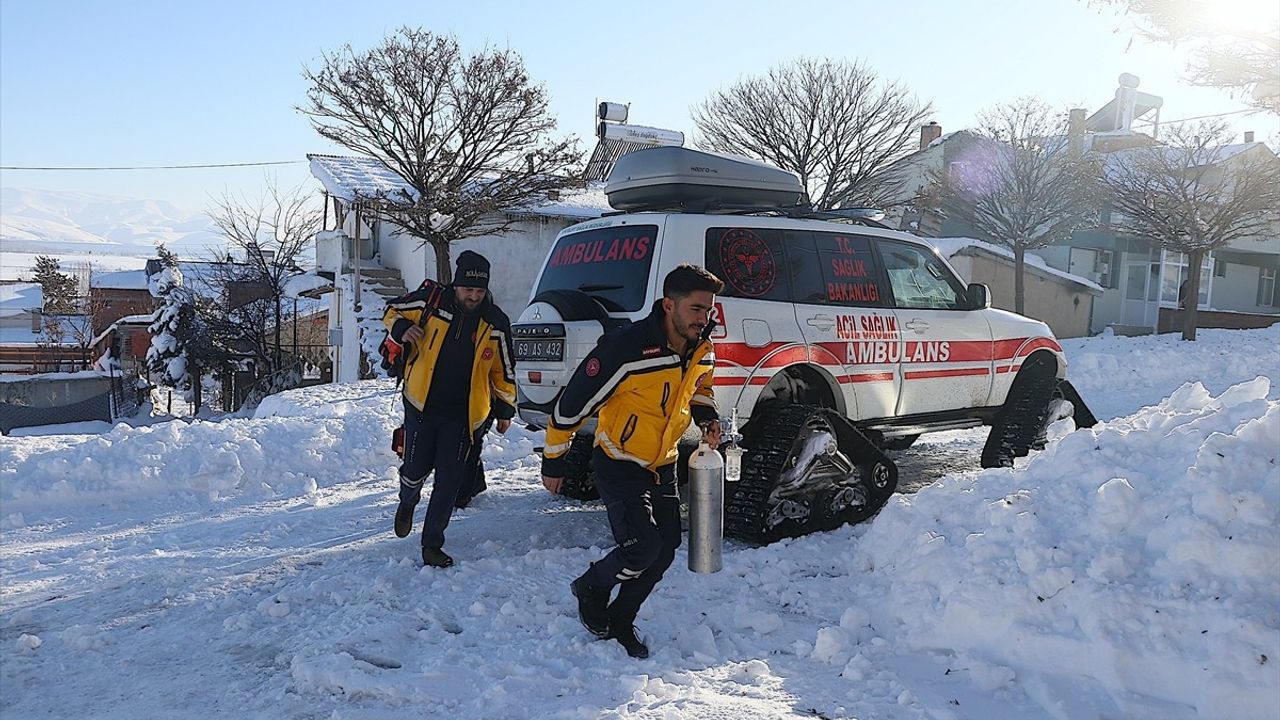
[[306, 153, 611, 220], [0, 314, 90, 347], [91, 270, 150, 290], [307, 154, 419, 203], [0, 283, 42, 317], [928, 237, 1104, 294]]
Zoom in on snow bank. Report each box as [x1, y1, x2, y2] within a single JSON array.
[[0, 382, 402, 516], [855, 378, 1279, 718]]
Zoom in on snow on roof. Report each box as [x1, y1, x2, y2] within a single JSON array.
[[91, 270, 150, 290], [90, 313, 155, 347], [307, 153, 610, 219], [283, 272, 332, 299], [1101, 141, 1269, 177], [508, 182, 610, 219], [927, 237, 1105, 293], [307, 154, 418, 204], [0, 283, 42, 317], [0, 314, 87, 347]]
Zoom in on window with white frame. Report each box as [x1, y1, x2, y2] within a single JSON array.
[[1259, 268, 1278, 308], [1160, 251, 1212, 307]]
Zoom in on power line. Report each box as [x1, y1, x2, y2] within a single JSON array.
[[0, 160, 306, 171]]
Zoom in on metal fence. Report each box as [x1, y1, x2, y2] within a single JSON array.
[[0, 370, 141, 435]]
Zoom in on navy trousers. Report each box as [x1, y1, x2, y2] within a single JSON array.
[[583, 450, 682, 626], [399, 401, 469, 550]]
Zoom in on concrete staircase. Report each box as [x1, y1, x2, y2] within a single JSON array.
[[358, 266, 408, 302], [352, 264, 408, 379]]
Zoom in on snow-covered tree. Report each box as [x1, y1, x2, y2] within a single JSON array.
[[926, 98, 1103, 314], [146, 248, 197, 401], [30, 256, 78, 315], [1101, 121, 1280, 340]]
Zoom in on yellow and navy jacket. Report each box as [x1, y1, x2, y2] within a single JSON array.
[[542, 302, 717, 479], [383, 280, 517, 437]]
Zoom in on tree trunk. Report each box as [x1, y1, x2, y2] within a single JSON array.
[[192, 361, 202, 415], [433, 239, 453, 285], [1013, 243, 1026, 316], [1182, 249, 1203, 341]]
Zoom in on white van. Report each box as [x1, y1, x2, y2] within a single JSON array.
[[512, 148, 1093, 543]]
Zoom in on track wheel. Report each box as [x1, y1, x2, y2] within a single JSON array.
[[726, 405, 897, 545], [981, 352, 1058, 468]]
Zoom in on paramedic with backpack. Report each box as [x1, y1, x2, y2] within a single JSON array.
[[383, 250, 517, 568]]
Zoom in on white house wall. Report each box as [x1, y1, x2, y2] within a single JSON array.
[[1213, 262, 1277, 314], [451, 217, 574, 317], [1090, 286, 1126, 334], [366, 215, 580, 318]]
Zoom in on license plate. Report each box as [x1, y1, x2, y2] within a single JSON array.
[[514, 338, 564, 362]]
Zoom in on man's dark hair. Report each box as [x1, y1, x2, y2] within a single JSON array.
[[663, 264, 723, 299]]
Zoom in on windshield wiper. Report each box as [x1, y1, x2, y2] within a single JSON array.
[[578, 283, 624, 292]]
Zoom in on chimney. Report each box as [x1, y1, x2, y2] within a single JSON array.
[[31, 310, 41, 333], [1068, 108, 1087, 155], [1244, 131, 1255, 143], [919, 121, 942, 150]]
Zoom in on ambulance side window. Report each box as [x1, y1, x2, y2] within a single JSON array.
[[704, 227, 792, 303], [878, 240, 966, 310], [788, 232, 888, 307]]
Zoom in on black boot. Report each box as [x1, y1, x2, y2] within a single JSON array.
[[421, 546, 454, 568], [394, 500, 416, 538], [607, 624, 649, 659], [570, 575, 610, 637]]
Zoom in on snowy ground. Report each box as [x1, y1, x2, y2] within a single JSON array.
[[2, 327, 1278, 719]]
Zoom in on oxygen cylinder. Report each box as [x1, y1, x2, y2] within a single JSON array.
[[687, 441, 724, 573]]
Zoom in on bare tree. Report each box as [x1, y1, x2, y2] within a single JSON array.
[[206, 181, 322, 375], [300, 28, 582, 282], [1090, 0, 1279, 113], [63, 296, 105, 369], [1100, 120, 1280, 340], [926, 98, 1104, 314], [691, 58, 932, 211]]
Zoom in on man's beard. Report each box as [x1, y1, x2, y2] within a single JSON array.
[[680, 320, 703, 343]]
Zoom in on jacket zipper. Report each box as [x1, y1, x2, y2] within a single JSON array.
[[620, 414, 638, 448], [660, 382, 670, 416]]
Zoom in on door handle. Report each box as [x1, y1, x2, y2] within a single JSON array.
[[807, 315, 835, 332], [904, 318, 929, 334]]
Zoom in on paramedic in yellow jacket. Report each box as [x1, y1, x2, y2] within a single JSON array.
[[385, 250, 516, 568], [541, 264, 723, 658]]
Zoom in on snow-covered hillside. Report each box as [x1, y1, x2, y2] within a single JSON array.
[[2, 327, 1278, 719], [0, 188, 222, 280]]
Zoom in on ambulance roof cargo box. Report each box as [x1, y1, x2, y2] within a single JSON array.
[[604, 147, 807, 212]]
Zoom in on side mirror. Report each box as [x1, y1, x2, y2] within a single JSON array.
[[966, 283, 991, 310]]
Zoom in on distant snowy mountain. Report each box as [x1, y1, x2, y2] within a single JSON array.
[[0, 187, 226, 280], [0, 187, 222, 255]]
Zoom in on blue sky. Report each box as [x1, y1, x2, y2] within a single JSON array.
[[1, 0, 1273, 214]]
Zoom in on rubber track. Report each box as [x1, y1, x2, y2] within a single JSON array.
[[559, 433, 600, 501], [981, 352, 1058, 468], [726, 405, 898, 545]]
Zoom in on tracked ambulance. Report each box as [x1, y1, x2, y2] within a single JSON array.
[[512, 147, 1094, 544]]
